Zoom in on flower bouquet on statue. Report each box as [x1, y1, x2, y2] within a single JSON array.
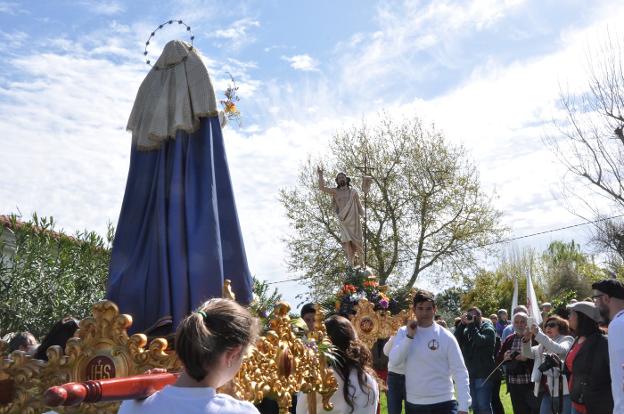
[[335, 267, 397, 316], [219, 72, 241, 126]]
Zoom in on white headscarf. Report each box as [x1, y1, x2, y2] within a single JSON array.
[[127, 40, 218, 151]]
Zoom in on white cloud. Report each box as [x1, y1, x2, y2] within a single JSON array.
[[264, 44, 295, 53], [209, 18, 260, 50], [0, 31, 28, 51], [336, 0, 527, 97], [282, 54, 320, 72], [78, 0, 124, 15], [0, 1, 26, 14]]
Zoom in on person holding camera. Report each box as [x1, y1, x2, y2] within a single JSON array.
[[521, 315, 574, 414], [454, 307, 496, 414], [564, 301, 612, 414], [497, 311, 539, 414]]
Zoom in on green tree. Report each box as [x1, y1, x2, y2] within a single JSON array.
[[250, 276, 282, 318], [461, 270, 511, 317], [0, 214, 112, 338], [279, 117, 505, 301], [461, 247, 545, 316], [435, 286, 466, 321], [541, 240, 607, 300]]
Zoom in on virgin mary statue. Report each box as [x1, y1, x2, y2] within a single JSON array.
[[107, 40, 253, 334]]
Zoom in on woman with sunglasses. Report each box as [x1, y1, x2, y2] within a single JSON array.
[[522, 316, 574, 414]]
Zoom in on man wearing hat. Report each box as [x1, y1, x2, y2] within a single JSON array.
[[540, 302, 552, 323], [592, 279, 624, 414]]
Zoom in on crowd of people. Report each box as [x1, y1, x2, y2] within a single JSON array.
[[3, 278, 623, 414], [382, 279, 624, 414]]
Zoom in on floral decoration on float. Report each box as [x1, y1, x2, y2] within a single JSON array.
[[334, 267, 399, 316]]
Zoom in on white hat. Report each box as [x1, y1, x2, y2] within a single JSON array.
[[567, 301, 600, 322]]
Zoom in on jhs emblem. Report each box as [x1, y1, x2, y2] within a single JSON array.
[[428, 339, 439, 351]]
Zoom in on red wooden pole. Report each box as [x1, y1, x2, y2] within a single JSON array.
[[44, 372, 179, 406]]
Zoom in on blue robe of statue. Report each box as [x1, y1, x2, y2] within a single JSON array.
[[107, 115, 253, 334]]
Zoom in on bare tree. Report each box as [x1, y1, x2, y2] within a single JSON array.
[[547, 34, 624, 263], [279, 117, 505, 301]]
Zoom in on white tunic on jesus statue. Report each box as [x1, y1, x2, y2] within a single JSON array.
[[317, 168, 365, 267]]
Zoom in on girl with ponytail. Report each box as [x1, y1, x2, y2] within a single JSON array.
[[297, 315, 380, 414], [119, 298, 260, 414]]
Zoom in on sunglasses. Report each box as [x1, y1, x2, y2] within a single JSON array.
[[545, 322, 558, 328]]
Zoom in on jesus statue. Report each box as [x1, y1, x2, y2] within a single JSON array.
[[317, 166, 365, 267]]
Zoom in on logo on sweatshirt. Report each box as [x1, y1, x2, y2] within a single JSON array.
[[428, 339, 439, 351]]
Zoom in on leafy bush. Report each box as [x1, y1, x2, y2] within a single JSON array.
[[0, 214, 112, 339]]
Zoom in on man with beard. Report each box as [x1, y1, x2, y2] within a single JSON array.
[[317, 167, 365, 267], [591, 279, 624, 414], [497, 312, 538, 414]]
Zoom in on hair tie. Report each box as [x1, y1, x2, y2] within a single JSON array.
[[197, 310, 208, 320]]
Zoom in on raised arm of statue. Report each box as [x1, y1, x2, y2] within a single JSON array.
[[317, 166, 336, 195]]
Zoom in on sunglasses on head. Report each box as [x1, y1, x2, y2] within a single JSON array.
[[545, 322, 558, 328]]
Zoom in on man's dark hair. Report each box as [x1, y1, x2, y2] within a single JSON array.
[[592, 279, 624, 299], [34, 317, 79, 361], [301, 303, 316, 318], [413, 289, 435, 306], [8, 332, 34, 353]]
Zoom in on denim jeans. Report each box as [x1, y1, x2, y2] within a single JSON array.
[[405, 399, 458, 414], [469, 377, 493, 414], [540, 394, 571, 414], [387, 372, 406, 414]]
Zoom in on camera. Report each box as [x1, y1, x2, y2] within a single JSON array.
[[538, 353, 561, 373], [466, 314, 473, 322]]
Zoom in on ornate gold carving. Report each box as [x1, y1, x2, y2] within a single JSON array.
[[350, 298, 406, 349], [0, 301, 180, 414], [1, 293, 337, 414], [232, 301, 337, 414], [308, 304, 338, 412], [223, 279, 236, 301]]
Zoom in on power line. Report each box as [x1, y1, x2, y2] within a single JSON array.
[[265, 213, 624, 285], [471, 213, 624, 248]]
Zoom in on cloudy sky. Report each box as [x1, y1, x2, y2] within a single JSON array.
[[0, 0, 621, 306]]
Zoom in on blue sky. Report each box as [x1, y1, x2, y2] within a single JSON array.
[[1, 0, 622, 306]]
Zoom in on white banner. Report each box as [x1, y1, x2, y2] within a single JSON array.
[[526, 268, 542, 325], [511, 274, 518, 315]]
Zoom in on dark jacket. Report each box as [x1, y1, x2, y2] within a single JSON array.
[[454, 319, 496, 378], [565, 332, 613, 414]]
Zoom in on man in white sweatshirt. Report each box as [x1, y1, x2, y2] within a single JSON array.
[[389, 290, 471, 414]]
